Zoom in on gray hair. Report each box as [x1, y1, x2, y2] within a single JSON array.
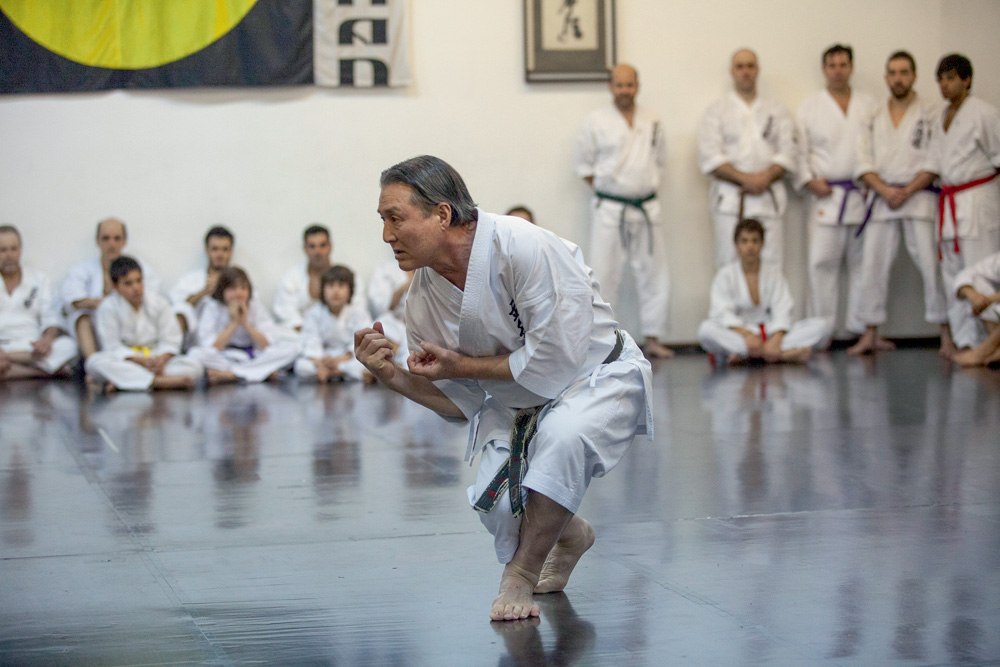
[[379, 155, 478, 226]]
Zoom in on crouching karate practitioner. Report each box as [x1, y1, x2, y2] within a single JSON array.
[[355, 156, 653, 621], [698, 219, 832, 365]]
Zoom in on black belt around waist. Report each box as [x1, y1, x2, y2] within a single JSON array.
[[595, 190, 656, 254], [473, 329, 625, 517]]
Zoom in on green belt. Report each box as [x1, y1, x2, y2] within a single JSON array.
[[595, 190, 656, 254]]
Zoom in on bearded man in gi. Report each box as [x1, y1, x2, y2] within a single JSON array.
[[355, 156, 652, 621]]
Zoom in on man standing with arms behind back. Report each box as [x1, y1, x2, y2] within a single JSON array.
[[574, 63, 673, 359]]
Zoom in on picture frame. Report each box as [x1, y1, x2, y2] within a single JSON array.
[[524, 0, 616, 83]]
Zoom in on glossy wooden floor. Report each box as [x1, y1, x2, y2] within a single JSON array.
[[1, 349, 998, 666]]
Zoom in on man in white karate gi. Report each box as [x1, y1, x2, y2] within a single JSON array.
[[798, 44, 876, 342], [698, 49, 797, 269], [922, 54, 1000, 352], [0, 225, 77, 379], [574, 63, 673, 359], [355, 156, 652, 622], [170, 226, 234, 340], [848, 51, 951, 356], [951, 251, 1000, 366], [61, 217, 160, 359]]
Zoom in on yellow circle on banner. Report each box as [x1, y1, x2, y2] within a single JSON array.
[[0, 0, 259, 69]]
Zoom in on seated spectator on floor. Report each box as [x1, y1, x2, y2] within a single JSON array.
[[61, 217, 161, 359], [85, 256, 202, 392], [189, 267, 297, 385], [0, 224, 77, 380], [367, 252, 412, 368], [294, 265, 372, 383], [951, 251, 1000, 367], [170, 226, 235, 344], [505, 205, 535, 223], [698, 218, 832, 365]]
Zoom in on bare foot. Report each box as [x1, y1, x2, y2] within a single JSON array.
[[491, 562, 540, 621], [726, 353, 747, 366], [206, 368, 238, 385], [534, 516, 595, 594], [642, 338, 675, 359], [847, 330, 894, 356], [985, 349, 1000, 365], [953, 348, 988, 367], [781, 347, 813, 364], [151, 375, 196, 390], [939, 329, 959, 359]]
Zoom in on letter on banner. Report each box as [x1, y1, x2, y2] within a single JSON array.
[[314, 0, 411, 88]]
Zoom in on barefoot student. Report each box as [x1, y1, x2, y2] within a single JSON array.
[[85, 256, 202, 391], [698, 218, 832, 365], [355, 156, 652, 621]]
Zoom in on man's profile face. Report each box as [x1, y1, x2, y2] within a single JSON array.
[[609, 66, 638, 111], [304, 232, 332, 267], [97, 220, 127, 261], [885, 58, 915, 99], [378, 183, 446, 272], [206, 237, 233, 270], [937, 70, 970, 102], [0, 231, 21, 275], [731, 51, 758, 94], [823, 52, 853, 89]]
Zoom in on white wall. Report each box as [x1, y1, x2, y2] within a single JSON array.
[[1, 0, 998, 342]]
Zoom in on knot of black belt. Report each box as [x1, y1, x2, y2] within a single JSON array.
[[595, 191, 656, 254]]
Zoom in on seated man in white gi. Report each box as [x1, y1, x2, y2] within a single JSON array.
[[698, 218, 832, 365], [85, 256, 202, 392], [61, 217, 160, 359], [951, 251, 1000, 367], [170, 226, 234, 342], [0, 225, 77, 380], [189, 267, 298, 385], [356, 156, 652, 621], [294, 265, 372, 382]]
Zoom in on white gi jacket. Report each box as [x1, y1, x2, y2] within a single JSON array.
[[855, 95, 938, 222], [706, 261, 794, 337], [93, 291, 182, 357], [169, 268, 214, 325], [273, 262, 368, 329], [698, 92, 798, 218], [405, 211, 653, 462], [196, 296, 280, 350], [0, 268, 64, 346], [61, 258, 161, 324], [954, 252, 1000, 304], [926, 96, 1000, 240], [299, 302, 370, 358], [367, 259, 410, 321], [797, 89, 876, 224], [573, 104, 665, 198]]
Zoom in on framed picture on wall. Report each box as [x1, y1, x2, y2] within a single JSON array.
[[524, 0, 616, 83]]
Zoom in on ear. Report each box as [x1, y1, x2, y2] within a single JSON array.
[[436, 202, 453, 228]]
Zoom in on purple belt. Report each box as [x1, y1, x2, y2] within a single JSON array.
[[854, 182, 941, 238], [826, 179, 864, 224], [227, 344, 256, 359]]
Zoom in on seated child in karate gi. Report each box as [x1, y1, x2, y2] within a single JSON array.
[[294, 265, 372, 382], [951, 251, 1000, 367], [85, 256, 202, 391], [188, 266, 298, 385], [698, 218, 832, 365]]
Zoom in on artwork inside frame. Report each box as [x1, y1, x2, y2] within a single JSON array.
[[524, 0, 616, 83]]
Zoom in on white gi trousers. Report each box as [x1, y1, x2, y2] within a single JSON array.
[[588, 197, 669, 338], [1, 336, 78, 374], [188, 342, 298, 383], [807, 220, 865, 335], [854, 218, 947, 326], [713, 211, 783, 270], [941, 234, 1000, 349], [85, 352, 203, 391], [696, 318, 832, 358], [468, 334, 649, 563]]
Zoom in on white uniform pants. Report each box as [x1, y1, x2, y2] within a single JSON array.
[[85, 352, 202, 391], [1, 335, 78, 374], [188, 342, 297, 383], [807, 220, 865, 335], [589, 198, 669, 338], [696, 318, 832, 358], [468, 337, 649, 563], [940, 231, 1000, 348], [713, 211, 783, 270]]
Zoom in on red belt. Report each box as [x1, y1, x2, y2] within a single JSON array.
[[937, 172, 1000, 260], [759, 324, 767, 342]]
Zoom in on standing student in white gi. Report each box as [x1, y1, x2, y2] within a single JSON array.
[[698, 49, 797, 270], [849, 51, 951, 356], [170, 226, 234, 342], [574, 64, 673, 359], [798, 44, 876, 341], [61, 218, 161, 359], [356, 156, 652, 622], [951, 251, 1000, 366], [0, 225, 76, 380], [86, 256, 202, 392], [923, 54, 1000, 351]]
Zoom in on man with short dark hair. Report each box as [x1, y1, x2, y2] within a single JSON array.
[[356, 155, 652, 622], [170, 226, 235, 340]]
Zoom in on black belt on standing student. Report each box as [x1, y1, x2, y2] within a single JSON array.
[[472, 329, 626, 517], [595, 190, 656, 254]]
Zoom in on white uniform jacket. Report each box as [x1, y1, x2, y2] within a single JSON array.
[[706, 261, 794, 337], [196, 296, 280, 350], [954, 251, 1000, 313], [169, 268, 213, 325], [61, 258, 161, 325], [273, 261, 368, 330], [698, 92, 798, 218], [0, 267, 64, 346], [573, 103, 665, 198], [299, 302, 370, 359], [93, 291, 182, 358]]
